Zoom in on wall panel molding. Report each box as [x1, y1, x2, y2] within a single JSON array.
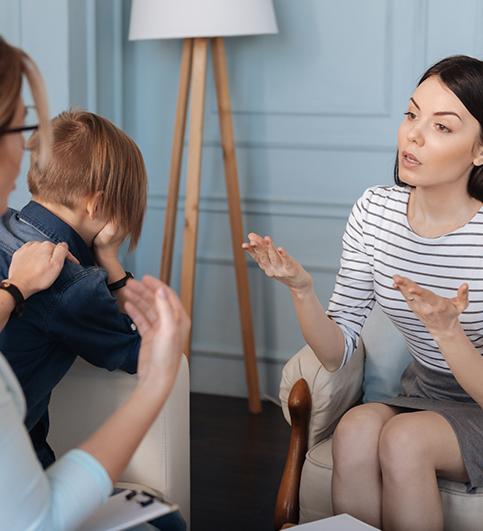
[[196, 255, 338, 275], [147, 193, 352, 220]]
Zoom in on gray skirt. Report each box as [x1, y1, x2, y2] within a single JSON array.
[[378, 360, 483, 490]]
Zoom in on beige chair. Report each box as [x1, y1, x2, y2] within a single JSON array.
[[48, 356, 190, 528], [275, 307, 483, 531]]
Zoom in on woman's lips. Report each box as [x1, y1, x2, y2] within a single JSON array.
[[401, 150, 422, 168]]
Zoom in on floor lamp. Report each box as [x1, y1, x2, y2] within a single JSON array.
[[129, 0, 278, 414]]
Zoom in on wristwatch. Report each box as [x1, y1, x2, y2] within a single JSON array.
[[108, 271, 134, 292], [0, 280, 25, 317]]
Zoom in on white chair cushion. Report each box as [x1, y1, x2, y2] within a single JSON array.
[[280, 343, 365, 449]]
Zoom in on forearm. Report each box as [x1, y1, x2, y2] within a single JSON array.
[[96, 254, 129, 310], [0, 290, 15, 331], [290, 285, 345, 371], [78, 378, 171, 483], [433, 325, 483, 408]]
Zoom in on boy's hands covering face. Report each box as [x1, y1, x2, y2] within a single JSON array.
[[123, 276, 191, 388], [93, 222, 127, 258]]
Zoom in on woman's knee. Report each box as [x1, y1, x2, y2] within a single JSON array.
[[332, 404, 395, 466], [379, 414, 430, 478]]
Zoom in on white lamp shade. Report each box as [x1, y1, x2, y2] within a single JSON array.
[[129, 0, 278, 40]]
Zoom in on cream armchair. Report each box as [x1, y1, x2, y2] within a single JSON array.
[[275, 307, 483, 531], [48, 356, 190, 528]]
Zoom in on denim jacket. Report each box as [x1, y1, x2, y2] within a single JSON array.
[[0, 201, 140, 468]]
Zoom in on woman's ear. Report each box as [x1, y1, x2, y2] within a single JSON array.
[[85, 191, 104, 220], [473, 144, 483, 167]]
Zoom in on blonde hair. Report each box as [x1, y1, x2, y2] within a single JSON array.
[[27, 110, 147, 249], [0, 36, 52, 168]]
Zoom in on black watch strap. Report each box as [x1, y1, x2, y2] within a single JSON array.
[[108, 271, 133, 292], [0, 280, 25, 317]]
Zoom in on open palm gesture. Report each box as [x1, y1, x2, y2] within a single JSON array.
[[393, 274, 469, 339], [242, 232, 311, 292]]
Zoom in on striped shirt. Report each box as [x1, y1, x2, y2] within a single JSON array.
[[327, 185, 483, 373]]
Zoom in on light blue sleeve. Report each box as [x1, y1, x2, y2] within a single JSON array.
[[0, 354, 112, 531]]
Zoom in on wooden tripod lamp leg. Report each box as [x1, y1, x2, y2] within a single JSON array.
[[211, 37, 262, 414], [160, 39, 193, 284], [180, 37, 209, 356]]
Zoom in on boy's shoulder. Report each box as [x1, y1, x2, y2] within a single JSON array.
[[52, 261, 107, 295], [0, 207, 108, 296]]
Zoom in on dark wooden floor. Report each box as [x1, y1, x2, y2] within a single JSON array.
[[191, 393, 290, 531]]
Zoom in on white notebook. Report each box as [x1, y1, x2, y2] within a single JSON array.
[[292, 514, 380, 530], [78, 488, 178, 531]]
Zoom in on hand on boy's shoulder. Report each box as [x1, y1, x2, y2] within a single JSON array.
[[8, 241, 79, 299]]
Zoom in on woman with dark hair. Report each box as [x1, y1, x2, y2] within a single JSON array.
[[244, 55, 483, 531]]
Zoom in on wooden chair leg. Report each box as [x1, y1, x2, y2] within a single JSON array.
[[274, 379, 312, 530]]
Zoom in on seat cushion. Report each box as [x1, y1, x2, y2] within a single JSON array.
[[299, 437, 483, 530]]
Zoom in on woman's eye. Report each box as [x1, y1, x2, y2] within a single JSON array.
[[404, 111, 416, 120], [435, 123, 451, 133]]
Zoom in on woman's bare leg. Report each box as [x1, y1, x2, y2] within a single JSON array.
[[379, 411, 469, 531], [331, 403, 398, 528]]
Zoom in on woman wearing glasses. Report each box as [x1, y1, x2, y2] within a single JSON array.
[[0, 36, 190, 530]]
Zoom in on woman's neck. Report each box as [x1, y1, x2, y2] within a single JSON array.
[[408, 183, 482, 238]]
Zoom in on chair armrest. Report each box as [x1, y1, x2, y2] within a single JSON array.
[[48, 356, 190, 525], [274, 379, 311, 530], [279, 342, 364, 448]]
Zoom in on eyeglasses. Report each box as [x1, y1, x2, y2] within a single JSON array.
[[0, 105, 39, 140], [0, 124, 38, 136]]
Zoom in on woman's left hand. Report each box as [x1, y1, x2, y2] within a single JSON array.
[[392, 274, 469, 339]]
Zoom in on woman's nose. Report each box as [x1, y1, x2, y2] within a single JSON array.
[[407, 123, 424, 145]]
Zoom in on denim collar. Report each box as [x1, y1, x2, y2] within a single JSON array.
[[18, 201, 96, 266]]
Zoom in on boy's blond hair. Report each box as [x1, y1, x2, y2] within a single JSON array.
[[27, 111, 147, 249]]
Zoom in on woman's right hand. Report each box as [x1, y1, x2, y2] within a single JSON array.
[[123, 276, 191, 390], [242, 232, 312, 294]]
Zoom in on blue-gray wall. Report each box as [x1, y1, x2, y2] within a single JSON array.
[[2, 0, 482, 399]]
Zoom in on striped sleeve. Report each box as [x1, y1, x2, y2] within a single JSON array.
[[327, 189, 376, 368]]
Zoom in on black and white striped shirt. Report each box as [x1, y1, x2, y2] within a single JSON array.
[[327, 185, 483, 373]]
